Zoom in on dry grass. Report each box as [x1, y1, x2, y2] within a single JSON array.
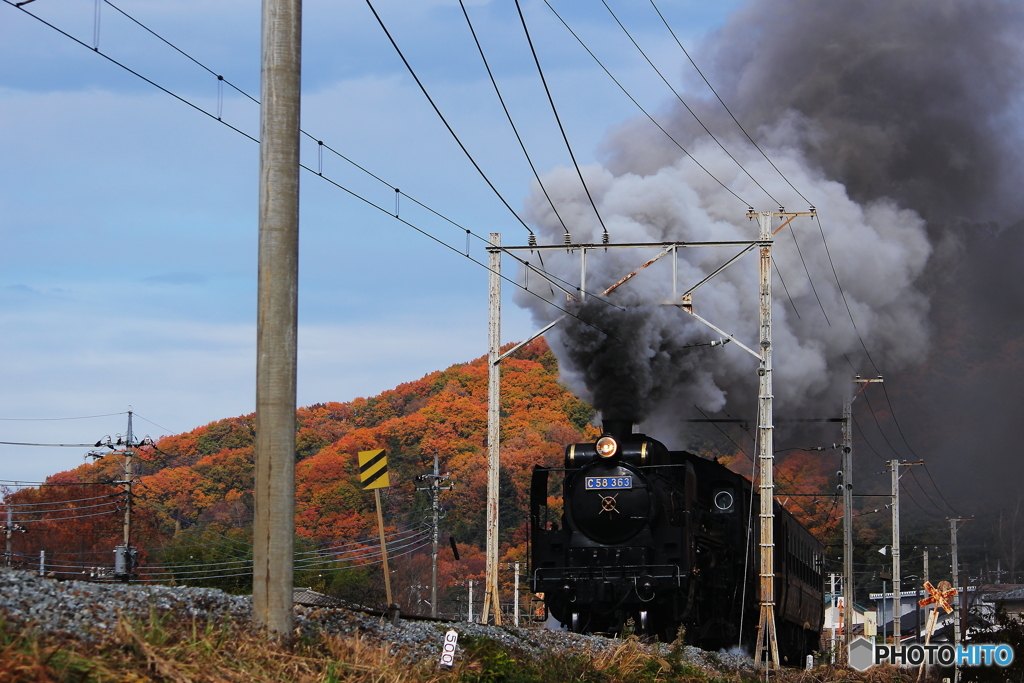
[[0, 612, 444, 683], [0, 615, 947, 683]]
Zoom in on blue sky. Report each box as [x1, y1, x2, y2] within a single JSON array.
[[0, 0, 745, 481]]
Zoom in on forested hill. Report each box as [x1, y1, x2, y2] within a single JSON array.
[[6, 338, 599, 602], [141, 337, 597, 548], [8, 337, 841, 608]]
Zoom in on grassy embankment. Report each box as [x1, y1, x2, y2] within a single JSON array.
[[0, 612, 927, 683]]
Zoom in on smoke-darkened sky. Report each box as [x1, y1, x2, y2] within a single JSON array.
[[517, 0, 1024, 514]]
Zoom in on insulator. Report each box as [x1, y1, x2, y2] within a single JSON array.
[[602, 232, 609, 244], [778, 206, 785, 214], [809, 205, 816, 214], [564, 233, 572, 246], [528, 234, 537, 247]]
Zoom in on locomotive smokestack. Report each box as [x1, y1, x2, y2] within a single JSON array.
[[602, 419, 634, 442]]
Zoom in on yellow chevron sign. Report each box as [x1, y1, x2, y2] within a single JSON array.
[[358, 449, 390, 490]]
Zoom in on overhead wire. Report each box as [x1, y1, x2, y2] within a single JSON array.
[[906, 468, 958, 518], [814, 214, 879, 374], [363, 0, 537, 237], [920, 463, 960, 517], [0, 412, 127, 422], [634, 0, 930, 445], [131, 413, 176, 435], [458, 0, 569, 237], [1, 492, 119, 507], [0, 441, 106, 447], [2, 0, 618, 339], [786, 224, 830, 325], [773, 261, 801, 319], [514, 0, 610, 241], [540, 0, 749, 207], [6, 499, 123, 516], [599, 0, 780, 206], [10, 507, 121, 523], [646, 0, 813, 206]]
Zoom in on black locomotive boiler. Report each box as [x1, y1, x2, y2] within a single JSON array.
[[530, 419, 823, 661]]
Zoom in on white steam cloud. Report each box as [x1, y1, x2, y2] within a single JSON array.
[[514, 129, 931, 446]]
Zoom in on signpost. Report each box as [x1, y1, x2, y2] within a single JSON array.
[[359, 448, 393, 607]]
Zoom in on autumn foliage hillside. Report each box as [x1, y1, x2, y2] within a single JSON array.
[[5, 336, 843, 613], [5, 339, 598, 611]]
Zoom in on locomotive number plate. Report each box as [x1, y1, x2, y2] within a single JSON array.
[[585, 476, 632, 490]]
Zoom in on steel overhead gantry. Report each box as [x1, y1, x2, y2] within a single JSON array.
[[485, 210, 814, 668]]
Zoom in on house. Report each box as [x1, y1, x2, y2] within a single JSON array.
[[822, 594, 876, 651]]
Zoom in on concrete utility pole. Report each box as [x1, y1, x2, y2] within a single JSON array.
[[483, 233, 502, 626], [840, 398, 853, 648], [416, 454, 454, 618], [752, 210, 780, 671], [841, 375, 883, 647], [123, 411, 135, 548], [948, 517, 972, 678], [253, 0, 301, 638], [889, 459, 922, 646]]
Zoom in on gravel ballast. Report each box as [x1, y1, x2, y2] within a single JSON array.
[[0, 568, 753, 675]]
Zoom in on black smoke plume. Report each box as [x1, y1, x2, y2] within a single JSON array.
[[516, 0, 1024, 515]]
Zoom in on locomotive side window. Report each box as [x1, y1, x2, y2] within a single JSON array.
[[712, 487, 735, 513]]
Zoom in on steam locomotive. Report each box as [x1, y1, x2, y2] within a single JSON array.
[[530, 419, 823, 661]]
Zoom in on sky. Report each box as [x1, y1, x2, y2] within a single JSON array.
[[0, 0, 746, 482]]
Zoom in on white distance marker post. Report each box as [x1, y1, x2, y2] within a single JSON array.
[[439, 630, 459, 667]]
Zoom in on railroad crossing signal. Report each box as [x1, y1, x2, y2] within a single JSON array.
[[358, 449, 390, 490], [919, 580, 957, 614]]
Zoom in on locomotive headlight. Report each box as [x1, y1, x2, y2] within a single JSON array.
[[595, 436, 618, 458]]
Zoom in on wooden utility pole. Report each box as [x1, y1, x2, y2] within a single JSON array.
[[253, 0, 301, 638], [483, 233, 502, 625], [890, 459, 923, 645]]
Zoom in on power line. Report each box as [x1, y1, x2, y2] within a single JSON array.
[[131, 413, 176, 435], [773, 261, 801, 319], [0, 441, 99, 447], [458, 0, 569, 237], [786, 224, 830, 325], [515, 0, 610, 240], [646, 0, 813, 206], [599, 0, 780, 206], [363, 0, 537, 237], [813, 214, 879, 374], [920, 462, 960, 517], [0, 412, 126, 421], [541, 0, 750, 207], [2, 0, 617, 339]]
